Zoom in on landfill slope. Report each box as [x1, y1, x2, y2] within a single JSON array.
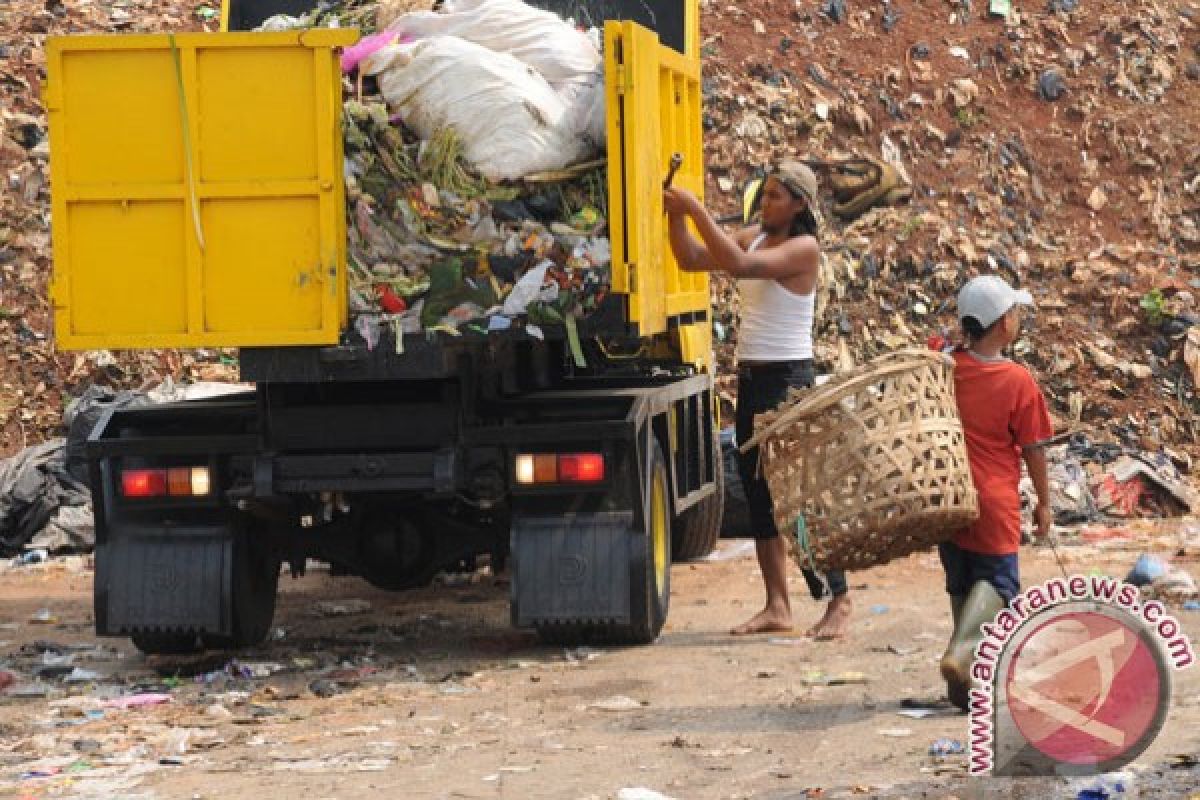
[[700, 0, 1200, 463], [3, 0, 1200, 460], [0, 0, 219, 457]]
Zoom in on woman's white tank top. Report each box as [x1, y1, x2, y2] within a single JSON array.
[[735, 233, 816, 362]]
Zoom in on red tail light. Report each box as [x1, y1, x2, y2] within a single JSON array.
[[515, 453, 606, 485], [557, 453, 605, 483], [121, 467, 211, 498], [122, 469, 167, 498]]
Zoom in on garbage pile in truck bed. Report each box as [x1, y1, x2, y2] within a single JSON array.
[[266, 0, 614, 346]]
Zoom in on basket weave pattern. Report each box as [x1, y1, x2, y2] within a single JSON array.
[[747, 349, 979, 573]]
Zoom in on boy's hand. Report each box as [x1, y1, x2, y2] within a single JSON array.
[[1033, 502, 1052, 540]]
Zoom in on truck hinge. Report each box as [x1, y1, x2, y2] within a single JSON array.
[[614, 65, 630, 96]]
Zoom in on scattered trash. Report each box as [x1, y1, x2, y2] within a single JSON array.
[[0, 670, 14, 692], [589, 695, 645, 712], [618, 790, 677, 800], [1127, 554, 1170, 587], [1150, 566, 1198, 604], [14, 548, 48, 565], [103, 693, 172, 710], [821, 0, 847, 23], [869, 604, 889, 615], [313, 599, 373, 617], [799, 671, 869, 686], [29, 609, 58, 624], [1068, 770, 1138, 798], [1038, 69, 1068, 101], [928, 738, 966, 756], [703, 540, 756, 562], [877, 727, 913, 737]]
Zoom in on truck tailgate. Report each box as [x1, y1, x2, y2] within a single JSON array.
[[45, 29, 356, 350]]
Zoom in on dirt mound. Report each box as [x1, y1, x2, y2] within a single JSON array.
[[702, 0, 1200, 459], [0, 0, 228, 456]]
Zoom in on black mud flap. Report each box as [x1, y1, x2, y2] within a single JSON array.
[[95, 526, 234, 637], [511, 511, 636, 628]]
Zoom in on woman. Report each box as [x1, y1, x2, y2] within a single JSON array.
[[663, 161, 852, 638]]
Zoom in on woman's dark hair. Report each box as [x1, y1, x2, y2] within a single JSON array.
[[790, 207, 819, 240]]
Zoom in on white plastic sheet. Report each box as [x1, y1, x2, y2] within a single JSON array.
[[388, 0, 601, 89], [364, 37, 593, 181]]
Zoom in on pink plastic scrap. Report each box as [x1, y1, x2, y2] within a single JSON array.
[[341, 32, 402, 73], [103, 692, 172, 710]]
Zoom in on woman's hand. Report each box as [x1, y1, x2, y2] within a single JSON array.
[[663, 187, 700, 216]]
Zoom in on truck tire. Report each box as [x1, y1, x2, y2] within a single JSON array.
[[206, 530, 280, 649], [131, 632, 201, 655], [671, 426, 723, 561], [535, 439, 671, 646]]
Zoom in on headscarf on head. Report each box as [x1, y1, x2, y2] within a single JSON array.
[[753, 160, 822, 240]]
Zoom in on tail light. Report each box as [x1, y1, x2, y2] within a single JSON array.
[[121, 467, 211, 498], [515, 453, 605, 485]]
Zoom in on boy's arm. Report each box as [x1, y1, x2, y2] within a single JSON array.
[[1022, 444, 1052, 539]]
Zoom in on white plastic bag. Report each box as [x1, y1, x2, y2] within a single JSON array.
[[388, 0, 600, 89], [502, 260, 552, 316], [558, 68, 606, 147], [364, 36, 593, 181]]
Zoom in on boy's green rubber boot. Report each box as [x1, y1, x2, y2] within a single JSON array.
[[940, 581, 1005, 711]]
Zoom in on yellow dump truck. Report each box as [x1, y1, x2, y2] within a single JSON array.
[[45, 0, 720, 653]]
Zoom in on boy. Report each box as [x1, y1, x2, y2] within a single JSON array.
[[939, 275, 1053, 710]]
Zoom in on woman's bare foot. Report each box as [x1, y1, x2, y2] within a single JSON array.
[[730, 606, 793, 635], [806, 594, 852, 640]]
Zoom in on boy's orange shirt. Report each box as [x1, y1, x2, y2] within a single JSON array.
[[951, 349, 1053, 555]]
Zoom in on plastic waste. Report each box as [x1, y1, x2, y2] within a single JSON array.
[[503, 261, 553, 316], [928, 738, 966, 755], [15, 548, 48, 566], [341, 31, 405, 73], [1039, 69, 1068, 101], [1126, 554, 1169, 587], [617, 789, 676, 800], [1068, 771, 1138, 799], [387, 0, 601, 89], [364, 37, 593, 181], [257, 14, 307, 31], [104, 693, 172, 709]]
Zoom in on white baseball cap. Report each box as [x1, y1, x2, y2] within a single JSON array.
[[957, 275, 1034, 328]]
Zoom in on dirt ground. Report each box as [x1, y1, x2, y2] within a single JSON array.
[[1, 532, 1199, 800]]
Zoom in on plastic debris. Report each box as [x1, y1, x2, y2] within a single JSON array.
[[104, 693, 172, 710], [1038, 69, 1069, 101], [1068, 771, 1138, 798], [928, 738, 966, 756], [618, 790, 677, 800], [1127, 554, 1170, 587], [589, 695, 645, 712], [313, 599, 373, 617]]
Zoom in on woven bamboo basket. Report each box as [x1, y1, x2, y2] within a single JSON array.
[[742, 349, 979, 573]]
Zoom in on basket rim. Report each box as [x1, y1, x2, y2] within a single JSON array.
[[740, 348, 954, 452]]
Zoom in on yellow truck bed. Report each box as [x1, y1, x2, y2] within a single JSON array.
[[46, 11, 709, 366]]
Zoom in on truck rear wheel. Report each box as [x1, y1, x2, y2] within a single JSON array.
[[205, 530, 280, 649], [671, 426, 723, 561], [131, 632, 201, 655], [534, 439, 671, 646]]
